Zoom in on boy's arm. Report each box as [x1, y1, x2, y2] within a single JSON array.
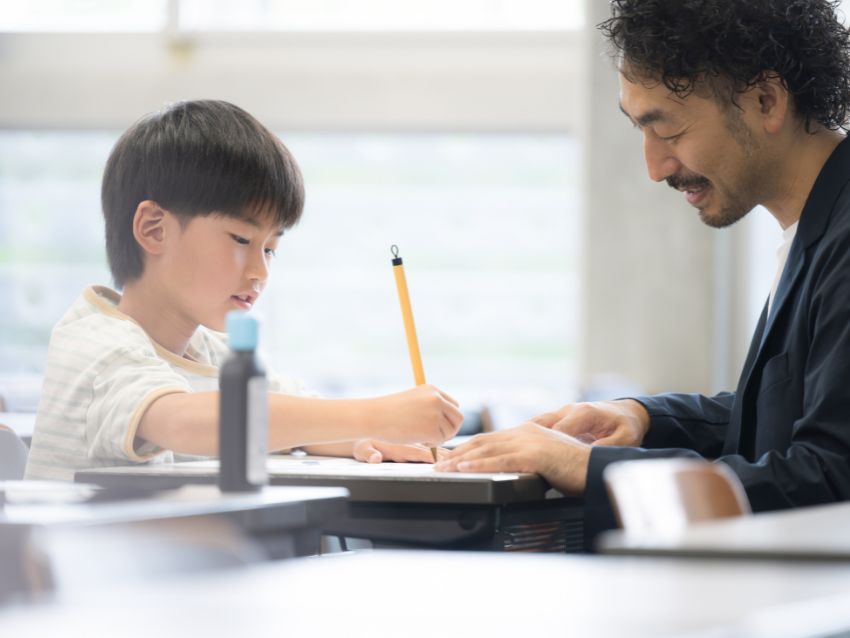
[[136, 384, 462, 456]]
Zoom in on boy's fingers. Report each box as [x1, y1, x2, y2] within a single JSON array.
[[353, 440, 384, 463], [436, 389, 460, 408], [373, 441, 435, 463], [360, 444, 382, 463], [394, 444, 434, 463], [438, 409, 463, 441], [445, 404, 465, 429]]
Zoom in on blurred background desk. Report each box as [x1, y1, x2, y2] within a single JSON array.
[[0, 482, 348, 602], [78, 456, 585, 552], [599, 500, 850, 561], [4, 550, 850, 637], [0, 413, 35, 446]]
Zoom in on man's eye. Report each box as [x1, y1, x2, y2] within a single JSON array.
[[656, 130, 683, 143], [230, 234, 250, 245]]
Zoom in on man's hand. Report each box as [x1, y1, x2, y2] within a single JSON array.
[[352, 439, 449, 464], [531, 399, 650, 447], [434, 423, 591, 494]]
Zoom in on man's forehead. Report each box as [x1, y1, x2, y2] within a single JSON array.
[[618, 73, 688, 124]]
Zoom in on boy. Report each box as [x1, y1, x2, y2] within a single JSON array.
[[25, 100, 463, 481]]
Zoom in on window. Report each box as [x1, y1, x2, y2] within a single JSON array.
[[0, 131, 579, 417]]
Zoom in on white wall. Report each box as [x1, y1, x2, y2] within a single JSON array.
[[0, 31, 581, 132]]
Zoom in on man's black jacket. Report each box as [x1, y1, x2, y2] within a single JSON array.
[[585, 137, 850, 545]]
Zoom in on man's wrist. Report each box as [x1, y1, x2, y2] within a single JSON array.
[[573, 444, 591, 492], [623, 399, 651, 437]]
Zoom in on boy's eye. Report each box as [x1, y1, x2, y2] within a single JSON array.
[[264, 247, 277, 258], [230, 234, 250, 245]]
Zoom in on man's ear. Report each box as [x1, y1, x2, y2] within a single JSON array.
[[132, 200, 172, 256], [754, 73, 791, 135]]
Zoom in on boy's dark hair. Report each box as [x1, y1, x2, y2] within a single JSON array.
[[102, 99, 304, 287], [599, 0, 850, 132]]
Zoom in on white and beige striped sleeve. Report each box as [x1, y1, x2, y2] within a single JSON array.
[[86, 341, 192, 463]]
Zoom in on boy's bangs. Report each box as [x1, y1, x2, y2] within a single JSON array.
[[218, 198, 291, 232], [163, 140, 304, 230]]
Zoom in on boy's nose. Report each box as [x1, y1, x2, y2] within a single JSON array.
[[246, 250, 269, 284]]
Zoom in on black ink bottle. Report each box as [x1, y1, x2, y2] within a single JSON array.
[[219, 311, 268, 492]]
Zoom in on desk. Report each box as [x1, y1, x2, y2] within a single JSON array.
[[0, 482, 348, 601], [598, 501, 850, 560], [3, 551, 850, 637], [77, 456, 585, 552]]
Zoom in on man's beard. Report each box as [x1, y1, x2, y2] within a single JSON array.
[[667, 107, 765, 228], [665, 172, 753, 228]]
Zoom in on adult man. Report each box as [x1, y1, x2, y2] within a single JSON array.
[[436, 0, 850, 542]]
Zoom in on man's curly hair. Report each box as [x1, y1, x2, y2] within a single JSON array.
[[599, 0, 850, 131]]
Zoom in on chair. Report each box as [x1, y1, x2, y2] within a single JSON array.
[[0, 425, 29, 481], [603, 458, 751, 537]]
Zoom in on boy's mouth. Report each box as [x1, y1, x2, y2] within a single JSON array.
[[230, 292, 257, 310]]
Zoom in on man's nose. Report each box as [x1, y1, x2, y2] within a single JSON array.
[[644, 134, 681, 183]]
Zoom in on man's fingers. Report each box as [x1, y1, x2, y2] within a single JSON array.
[[443, 451, 521, 474], [592, 433, 627, 447], [446, 431, 499, 457], [531, 412, 560, 428], [438, 439, 514, 471]]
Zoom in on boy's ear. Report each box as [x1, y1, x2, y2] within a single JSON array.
[[132, 200, 172, 255]]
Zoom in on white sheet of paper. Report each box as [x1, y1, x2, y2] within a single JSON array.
[[183, 457, 522, 481]]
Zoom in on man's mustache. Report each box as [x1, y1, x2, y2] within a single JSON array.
[[667, 174, 711, 191]]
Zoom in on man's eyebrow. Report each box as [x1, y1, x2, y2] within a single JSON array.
[[618, 103, 671, 127]]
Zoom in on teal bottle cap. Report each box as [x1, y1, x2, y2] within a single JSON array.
[[226, 311, 259, 351]]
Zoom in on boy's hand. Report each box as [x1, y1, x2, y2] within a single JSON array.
[[352, 439, 449, 464], [372, 384, 464, 446]]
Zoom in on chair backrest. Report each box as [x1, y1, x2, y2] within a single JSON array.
[[603, 458, 751, 536], [0, 425, 29, 481]]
